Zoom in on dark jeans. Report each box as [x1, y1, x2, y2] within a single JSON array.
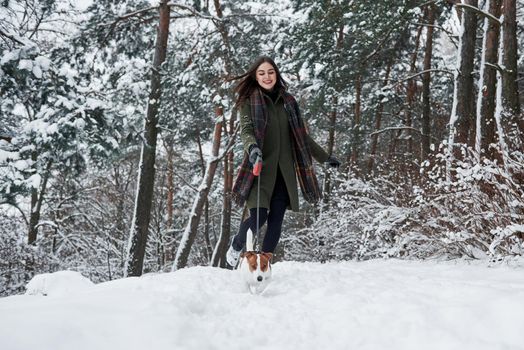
[[232, 168, 290, 253]]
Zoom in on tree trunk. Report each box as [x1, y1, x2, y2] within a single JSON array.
[[113, 165, 126, 237], [323, 24, 343, 202], [173, 118, 223, 270], [204, 199, 212, 259], [421, 4, 436, 159], [165, 139, 175, 229], [323, 96, 337, 204], [196, 128, 206, 174], [210, 0, 236, 267], [28, 187, 39, 245], [195, 130, 213, 260], [405, 25, 421, 158], [477, 0, 502, 159], [28, 157, 52, 245], [125, 0, 170, 277], [392, 16, 423, 161], [347, 74, 362, 173], [223, 111, 236, 263], [326, 97, 336, 158], [213, 0, 233, 76], [212, 107, 234, 268], [501, 0, 521, 130], [368, 63, 392, 174], [453, 0, 478, 146], [163, 138, 175, 264]]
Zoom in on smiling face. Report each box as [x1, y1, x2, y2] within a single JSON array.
[[255, 62, 277, 91]]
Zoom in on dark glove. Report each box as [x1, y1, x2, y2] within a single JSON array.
[[326, 155, 341, 169], [248, 144, 262, 165]]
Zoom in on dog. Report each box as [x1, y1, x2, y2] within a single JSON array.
[[238, 228, 273, 294]]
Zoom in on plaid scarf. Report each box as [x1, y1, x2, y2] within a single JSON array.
[[232, 87, 322, 207]]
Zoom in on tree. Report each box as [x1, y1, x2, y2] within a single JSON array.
[[501, 0, 521, 132], [448, 0, 478, 162], [367, 63, 392, 174], [124, 0, 171, 277], [0, 1, 110, 245], [421, 4, 437, 159], [172, 118, 237, 270], [476, 0, 502, 159]]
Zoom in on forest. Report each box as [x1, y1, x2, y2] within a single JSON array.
[[1, 0, 523, 296]]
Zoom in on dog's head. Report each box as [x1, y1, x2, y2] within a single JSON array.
[[239, 251, 273, 288]]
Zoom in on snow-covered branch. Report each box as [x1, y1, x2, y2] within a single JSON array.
[[455, 3, 502, 25], [0, 28, 26, 45]]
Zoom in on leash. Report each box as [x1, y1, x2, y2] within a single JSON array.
[[253, 155, 262, 251]]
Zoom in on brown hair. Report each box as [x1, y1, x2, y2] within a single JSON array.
[[231, 56, 288, 108]]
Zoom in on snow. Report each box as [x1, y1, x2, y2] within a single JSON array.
[[34, 56, 51, 71], [1, 259, 523, 350], [32, 64, 43, 78], [0, 149, 18, 163], [23, 119, 49, 134], [13, 159, 32, 172], [27, 173, 41, 189], [18, 59, 33, 71], [25, 271, 94, 297]]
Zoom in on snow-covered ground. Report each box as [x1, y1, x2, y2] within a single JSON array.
[[1, 259, 523, 350]]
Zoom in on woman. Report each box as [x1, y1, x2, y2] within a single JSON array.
[[227, 56, 340, 267]]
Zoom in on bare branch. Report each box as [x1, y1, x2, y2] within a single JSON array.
[[172, 172, 199, 192], [370, 126, 428, 138], [398, 69, 455, 83], [213, 122, 240, 163], [102, 5, 159, 26], [101, 5, 158, 42], [410, 21, 458, 49], [363, 24, 397, 63], [167, 3, 221, 21]]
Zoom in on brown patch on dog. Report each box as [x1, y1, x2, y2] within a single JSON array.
[[247, 252, 258, 272], [259, 252, 273, 272]]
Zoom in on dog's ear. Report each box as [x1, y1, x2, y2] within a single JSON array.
[[242, 251, 256, 258], [262, 252, 273, 261]]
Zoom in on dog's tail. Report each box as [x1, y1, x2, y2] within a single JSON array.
[[246, 228, 254, 251]]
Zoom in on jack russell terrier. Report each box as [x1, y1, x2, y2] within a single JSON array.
[[238, 228, 273, 294]]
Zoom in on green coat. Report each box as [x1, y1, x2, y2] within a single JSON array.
[[239, 92, 329, 212]]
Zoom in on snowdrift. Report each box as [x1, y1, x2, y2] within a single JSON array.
[[1, 259, 523, 350]]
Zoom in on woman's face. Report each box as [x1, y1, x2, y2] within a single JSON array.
[[255, 62, 277, 91]]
